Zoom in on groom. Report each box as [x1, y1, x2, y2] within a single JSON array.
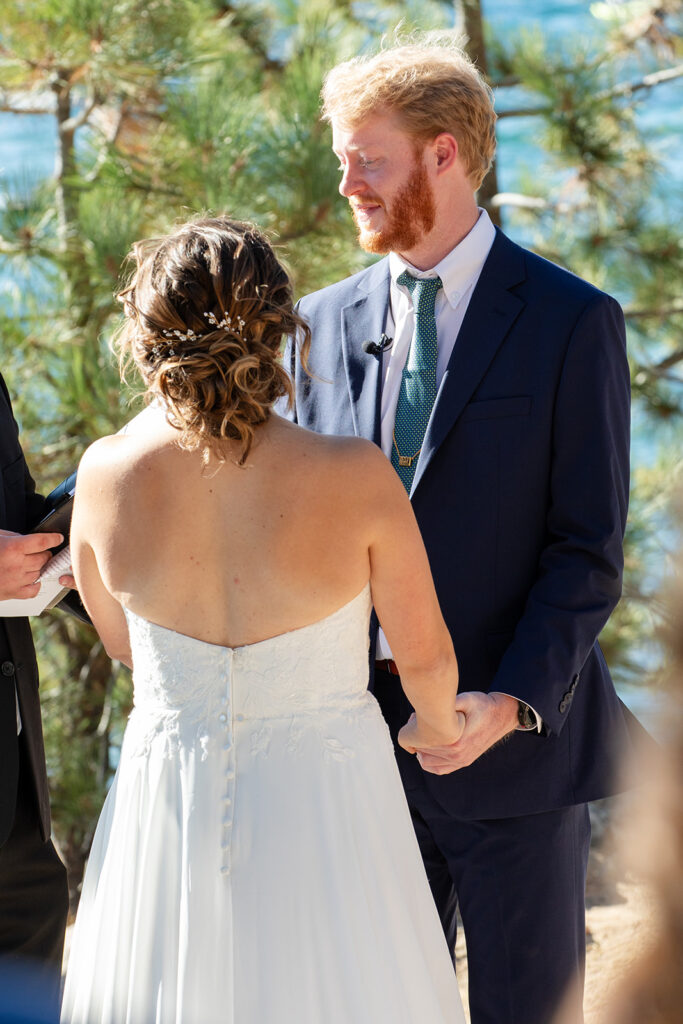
[[284, 40, 642, 1024]]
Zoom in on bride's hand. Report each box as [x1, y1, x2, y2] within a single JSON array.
[[397, 710, 466, 759]]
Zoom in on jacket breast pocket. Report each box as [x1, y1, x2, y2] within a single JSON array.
[[459, 396, 532, 423]]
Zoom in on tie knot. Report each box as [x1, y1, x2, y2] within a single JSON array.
[[396, 271, 442, 316]]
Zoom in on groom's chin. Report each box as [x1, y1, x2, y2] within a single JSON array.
[[357, 227, 391, 255]]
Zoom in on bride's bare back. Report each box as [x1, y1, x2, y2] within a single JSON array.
[[75, 413, 378, 649], [72, 408, 462, 748]]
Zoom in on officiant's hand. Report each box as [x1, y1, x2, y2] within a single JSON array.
[[58, 574, 77, 589], [0, 528, 64, 600], [412, 692, 518, 775]]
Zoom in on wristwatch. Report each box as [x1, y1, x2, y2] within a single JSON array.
[[516, 700, 536, 731]]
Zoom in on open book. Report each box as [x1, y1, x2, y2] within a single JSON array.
[[0, 545, 73, 617], [0, 476, 75, 617]]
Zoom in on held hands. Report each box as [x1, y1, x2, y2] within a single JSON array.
[[0, 529, 65, 600], [398, 692, 519, 776], [398, 709, 466, 763]]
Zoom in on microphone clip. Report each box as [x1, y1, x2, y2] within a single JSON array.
[[362, 334, 393, 357]]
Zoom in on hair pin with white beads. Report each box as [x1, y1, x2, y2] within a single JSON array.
[[204, 310, 246, 332], [161, 327, 197, 342]]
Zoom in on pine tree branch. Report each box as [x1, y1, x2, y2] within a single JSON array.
[[497, 105, 550, 119], [62, 90, 97, 134], [0, 43, 43, 72], [85, 105, 126, 183], [213, 3, 283, 72], [625, 307, 683, 321], [597, 63, 683, 100], [497, 63, 683, 119], [0, 100, 53, 114], [654, 350, 683, 371], [490, 192, 548, 209], [643, 351, 683, 375]]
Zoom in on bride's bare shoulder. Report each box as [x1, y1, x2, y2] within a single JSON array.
[[76, 430, 178, 504], [279, 418, 382, 464], [277, 422, 403, 501]]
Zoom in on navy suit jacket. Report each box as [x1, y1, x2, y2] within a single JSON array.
[[284, 229, 643, 819]]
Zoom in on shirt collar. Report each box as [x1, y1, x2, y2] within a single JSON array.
[[389, 208, 496, 310]]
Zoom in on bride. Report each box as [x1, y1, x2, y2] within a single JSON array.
[[60, 217, 466, 1023]]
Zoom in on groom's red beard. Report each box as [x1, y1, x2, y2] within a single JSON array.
[[352, 159, 436, 255]]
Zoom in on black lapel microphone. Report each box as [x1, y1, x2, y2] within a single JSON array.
[[361, 334, 393, 356]]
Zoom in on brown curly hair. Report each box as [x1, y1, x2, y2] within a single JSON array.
[[116, 217, 310, 464]]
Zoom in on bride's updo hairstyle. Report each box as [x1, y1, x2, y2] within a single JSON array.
[[116, 217, 310, 464]]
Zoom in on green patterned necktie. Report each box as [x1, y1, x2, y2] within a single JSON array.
[[391, 271, 443, 492]]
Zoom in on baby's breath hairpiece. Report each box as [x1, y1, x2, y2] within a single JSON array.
[[204, 310, 246, 333], [161, 326, 197, 342], [148, 308, 248, 366]]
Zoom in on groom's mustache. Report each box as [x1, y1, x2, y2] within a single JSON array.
[[350, 196, 385, 211]]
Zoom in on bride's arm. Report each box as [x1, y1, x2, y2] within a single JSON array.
[[71, 441, 133, 669], [358, 445, 463, 751]]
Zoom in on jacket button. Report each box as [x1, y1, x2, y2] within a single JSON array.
[[1, 661, 15, 676]]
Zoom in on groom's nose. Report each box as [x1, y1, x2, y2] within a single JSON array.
[[338, 164, 366, 198]]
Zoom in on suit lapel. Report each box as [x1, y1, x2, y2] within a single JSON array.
[[340, 259, 390, 442], [411, 232, 527, 495]]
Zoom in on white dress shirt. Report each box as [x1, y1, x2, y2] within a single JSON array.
[[377, 209, 495, 658], [374, 209, 541, 731], [379, 209, 496, 462]]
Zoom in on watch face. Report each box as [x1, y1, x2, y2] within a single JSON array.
[[517, 702, 533, 729]]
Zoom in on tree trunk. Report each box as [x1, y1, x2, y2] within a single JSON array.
[[461, 0, 502, 227], [51, 75, 93, 326]]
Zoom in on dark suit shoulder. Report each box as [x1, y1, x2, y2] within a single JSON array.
[[495, 230, 619, 312], [298, 257, 390, 314]]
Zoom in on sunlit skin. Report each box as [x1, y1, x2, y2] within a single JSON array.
[[332, 110, 479, 271], [333, 109, 521, 765], [344, 152, 436, 257]]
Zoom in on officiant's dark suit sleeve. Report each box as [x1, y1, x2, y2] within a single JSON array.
[[0, 371, 69, 995], [0, 373, 53, 846]]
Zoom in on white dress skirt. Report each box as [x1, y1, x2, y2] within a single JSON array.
[[60, 584, 465, 1023]]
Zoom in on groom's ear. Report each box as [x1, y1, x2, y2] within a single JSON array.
[[430, 133, 458, 173]]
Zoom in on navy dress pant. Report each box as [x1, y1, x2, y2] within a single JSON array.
[[375, 666, 591, 1024]]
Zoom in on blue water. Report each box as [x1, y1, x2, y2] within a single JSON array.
[[0, 2, 680, 723], [0, 112, 55, 183]]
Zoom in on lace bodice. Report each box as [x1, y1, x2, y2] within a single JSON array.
[[122, 583, 375, 759]]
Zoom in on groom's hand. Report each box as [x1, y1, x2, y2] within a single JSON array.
[[414, 692, 518, 775]]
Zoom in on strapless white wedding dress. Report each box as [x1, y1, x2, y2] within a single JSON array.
[[61, 583, 465, 1023]]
